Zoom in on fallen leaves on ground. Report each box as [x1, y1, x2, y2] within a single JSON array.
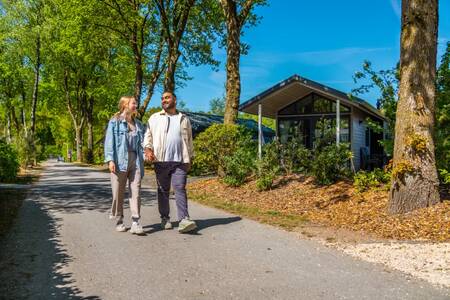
[[188, 175, 450, 241]]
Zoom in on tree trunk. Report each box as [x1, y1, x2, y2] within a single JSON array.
[[75, 125, 83, 162], [138, 35, 165, 118], [223, 16, 241, 124], [164, 49, 179, 92], [64, 69, 86, 163], [6, 114, 12, 143], [21, 88, 28, 138], [388, 0, 440, 214], [86, 96, 94, 163], [131, 29, 143, 107], [30, 35, 41, 136], [220, 0, 245, 125]]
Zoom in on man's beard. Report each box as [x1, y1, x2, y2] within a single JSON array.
[[162, 102, 175, 110]]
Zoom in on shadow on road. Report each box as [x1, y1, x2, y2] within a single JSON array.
[[143, 216, 242, 235], [32, 165, 157, 214], [0, 200, 101, 299]]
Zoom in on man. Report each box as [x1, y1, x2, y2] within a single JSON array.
[[143, 91, 197, 233]]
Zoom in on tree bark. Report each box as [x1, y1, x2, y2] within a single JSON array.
[[64, 69, 86, 162], [86, 96, 94, 163], [220, 0, 256, 125], [164, 48, 179, 92], [138, 34, 165, 118], [21, 86, 28, 138], [388, 0, 440, 214], [156, 0, 195, 92], [30, 35, 41, 136], [221, 0, 241, 124], [6, 114, 12, 143], [131, 28, 144, 107]]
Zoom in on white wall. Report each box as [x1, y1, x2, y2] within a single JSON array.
[[351, 109, 367, 171]]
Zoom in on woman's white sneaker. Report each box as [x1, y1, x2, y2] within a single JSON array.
[[130, 222, 144, 235], [116, 223, 126, 232]]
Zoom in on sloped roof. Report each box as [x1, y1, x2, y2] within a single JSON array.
[[239, 74, 386, 120]]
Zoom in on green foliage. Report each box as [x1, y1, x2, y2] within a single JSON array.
[[239, 112, 276, 130], [311, 144, 352, 185], [191, 124, 253, 175], [438, 169, 450, 185], [222, 146, 256, 187], [209, 97, 225, 116], [278, 137, 312, 175], [255, 141, 280, 191], [14, 133, 38, 168], [0, 139, 19, 182], [436, 42, 450, 171], [353, 168, 391, 192], [352, 60, 398, 156]]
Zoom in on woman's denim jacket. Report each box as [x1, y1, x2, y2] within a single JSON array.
[[104, 117, 145, 178]]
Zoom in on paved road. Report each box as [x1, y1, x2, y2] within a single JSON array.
[[1, 161, 449, 299]]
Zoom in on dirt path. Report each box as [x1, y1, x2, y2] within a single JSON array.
[[0, 161, 448, 299]]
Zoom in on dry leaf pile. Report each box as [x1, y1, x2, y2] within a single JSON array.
[[188, 175, 450, 241]]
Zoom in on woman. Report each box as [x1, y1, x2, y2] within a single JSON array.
[[104, 96, 145, 234]]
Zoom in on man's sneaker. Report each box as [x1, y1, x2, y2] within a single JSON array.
[[178, 218, 197, 233], [130, 222, 144, 235], [161, 217, 173, 230], [116, 222, 126, 232]]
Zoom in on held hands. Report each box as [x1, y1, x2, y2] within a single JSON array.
[[108, 161, 116, 173], [144, 148, 156, 162]]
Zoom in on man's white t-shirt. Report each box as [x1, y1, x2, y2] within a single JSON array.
[[164, 113, 183, 162]]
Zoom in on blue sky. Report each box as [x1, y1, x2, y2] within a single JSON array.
[[169, 0, 450, 112]]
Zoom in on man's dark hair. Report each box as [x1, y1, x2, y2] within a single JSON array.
[[163, 90, 176, 98]]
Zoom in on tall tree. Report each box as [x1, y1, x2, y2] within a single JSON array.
[[155, 0, 195, 91], [389, 0, 440, 213], [155, 0, 220, 92], [96, 0, 166, 114], [220, 0, 266, 124]]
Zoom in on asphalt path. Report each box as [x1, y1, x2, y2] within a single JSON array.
[[0, 161, 448, 299]]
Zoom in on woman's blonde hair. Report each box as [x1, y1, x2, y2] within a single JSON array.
[[113, 96, 137, 124]]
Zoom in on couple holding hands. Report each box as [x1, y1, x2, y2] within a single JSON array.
[[104, 91, 197, 235]]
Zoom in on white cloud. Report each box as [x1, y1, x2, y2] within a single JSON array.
[[389, 0, 401, 19]]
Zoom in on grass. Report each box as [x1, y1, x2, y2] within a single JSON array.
[[189, 191, 308, 230]]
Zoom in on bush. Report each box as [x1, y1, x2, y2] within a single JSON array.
[[279, 137, 312, 174], [191, 124, 254, 175], [14, 134, 38, 167], [0, 139, 20, 182], [222, 146, 256, 187], [255, 141, 281, 191], [353, 168, 391, 192], [439, 169, 450, 184], [311, 144, 352, 185]]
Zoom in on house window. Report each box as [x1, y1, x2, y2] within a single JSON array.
[[278, 94, 313, 115], [278, 116, 350, 149], [278, 93, 350, 115]]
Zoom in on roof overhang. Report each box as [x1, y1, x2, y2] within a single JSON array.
[[239, 74, 386, 121]]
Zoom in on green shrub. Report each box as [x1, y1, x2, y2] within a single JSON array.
[[353, 168, 391, 192], [222, 146, 256, 187], [256, 172, 276, 191], [0, 139, 20, 182], [439, 169, 450, 184], [255, 141, 281, 191], [14, 134, 38, 167], [311, 143, 352, 185], [191, 124, 254, 175], [279, 137, 312, 174]]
